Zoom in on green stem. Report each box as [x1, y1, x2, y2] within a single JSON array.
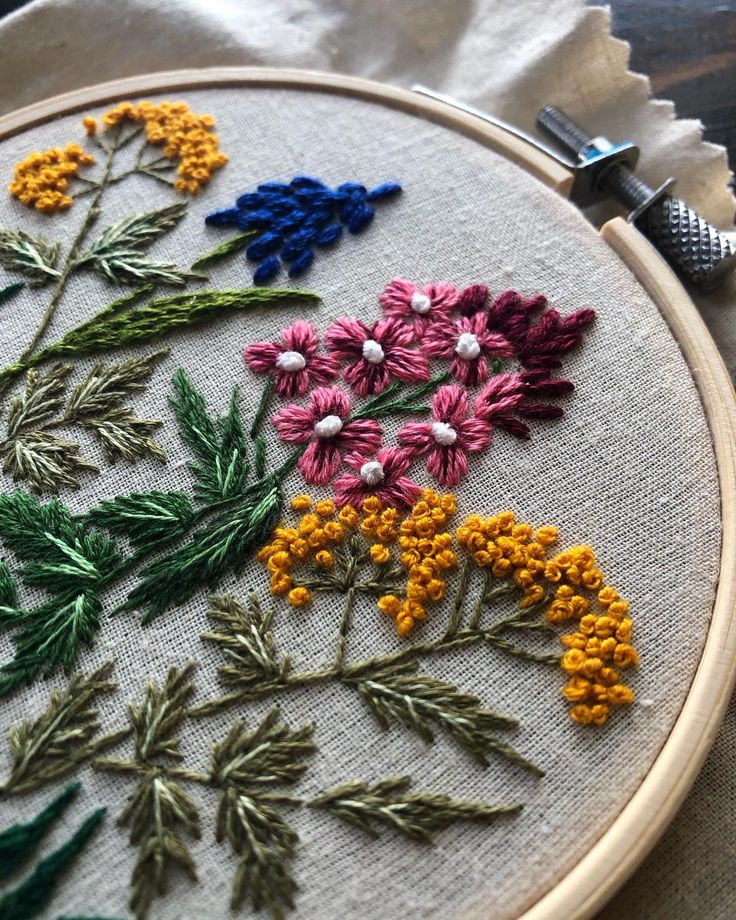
[[250, 377, 274, 440], [444, 556, 472, 638], [0, 127, 123, 399], [333, 586, 356, 672]]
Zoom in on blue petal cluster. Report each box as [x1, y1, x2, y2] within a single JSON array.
[[204, 175, 402, 284]]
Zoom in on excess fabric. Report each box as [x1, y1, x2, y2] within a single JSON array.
[[0, 2, 733, 919]]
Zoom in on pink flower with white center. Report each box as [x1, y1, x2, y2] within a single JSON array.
[[272, 387, 382, 485], [244, 320, 340, 399], [424, 312, 514, 387], [333, 446, 421, 508], [379, 279, 460, 337], [398, 385, 491, 488], [325, 317, 430, 397]]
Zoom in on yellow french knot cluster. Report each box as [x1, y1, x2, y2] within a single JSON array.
[[257, 496, 353, 608], [545, 547, 636, 726], [457, 513, 637, 726], [376, 489, 458, 637], [85, 100, 228, 194], [456, 510, 557, 608], [9, 143, 95, 214]]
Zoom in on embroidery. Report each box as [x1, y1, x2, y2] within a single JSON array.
[[245, 320, 340, 398], [0, 280, 24, 306], [0, 791, 106, 920], [9, 144, 95, 214], [1, 351, 167, 493], [0, 662, 127, 787], [0, 781, 80, 878], [205, 175, 401, 282], [91, 664, 313, 919], [310, 776, 521, 841]]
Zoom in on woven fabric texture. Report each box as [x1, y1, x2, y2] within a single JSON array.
[[0, 88, 722, 919]]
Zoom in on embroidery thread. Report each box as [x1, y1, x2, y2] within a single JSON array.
[[0, 801, 106, 920], [205, 175, 401, 282]]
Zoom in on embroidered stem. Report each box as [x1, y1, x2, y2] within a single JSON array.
[[444, 556, 472, 638], [333, 586, 356, 672], [249, 376, 274, 440], [6, 126, 123, 386]]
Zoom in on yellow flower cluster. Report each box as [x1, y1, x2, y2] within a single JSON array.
[[87, 100, 228, 194], [9, 143, 95, 213], [378, 489, 458, 636], [457, 516, 637, 727], [546, 547, 637, 726], [457, 510, 558, 607], [257, 495, 353, 608]]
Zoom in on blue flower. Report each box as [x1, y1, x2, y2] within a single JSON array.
[[205, 175, 401, 283]]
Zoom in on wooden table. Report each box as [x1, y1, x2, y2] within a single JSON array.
[[597, 0, 736, 208]]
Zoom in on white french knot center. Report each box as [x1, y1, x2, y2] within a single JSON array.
[[314, 415, 343, 439], [455, 332, 481, 361], [362, 339, 385, 364], [275, 350, 307, 372], [431, 421, 458, 446], [360, 460, 385, 486], [410, 292, 432, 314]]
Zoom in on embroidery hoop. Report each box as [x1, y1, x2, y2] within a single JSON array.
[[0, 67, 734, 920]]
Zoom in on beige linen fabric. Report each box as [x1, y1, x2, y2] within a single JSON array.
[[0, 87, 723, 919], [0, 2, 733, 918]]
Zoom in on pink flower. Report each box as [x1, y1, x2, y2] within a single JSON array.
[[325, 317, 430, 397], [244, 320, 339, 398], [474, 372, 570, 439], [398, 385, 491, 487], [424, 313, 514, 386], [333, 446, 421, 508], [379, 279, 459, 336], [272, 387, 382, 485]]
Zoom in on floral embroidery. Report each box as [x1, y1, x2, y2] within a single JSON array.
[[84, 100, 228, 195], [273, 386, 382, 485], [334, 447, 420, 509], [424, 312, 514, 386], [205, 175, 402, 283], [398, 384, 491, 487], [9, 144, 95, 214], [244, 320, 339, 398], [325, 316, 431, 396], [379, 278, 459, 336]]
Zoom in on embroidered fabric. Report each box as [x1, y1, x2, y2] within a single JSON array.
[[0, 89, 721, 920]]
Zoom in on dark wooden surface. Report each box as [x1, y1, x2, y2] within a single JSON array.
[[592, 1, 736, 196], [0, 0, 733, 205]]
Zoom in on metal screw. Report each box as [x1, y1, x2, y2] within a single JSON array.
[[537, 104, 736, 289]]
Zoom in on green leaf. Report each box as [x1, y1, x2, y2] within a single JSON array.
[[0, 559, 17, 616], [93, 663, 200, 919], [347, 663, 541, 775], [3, 431, 98, 494], [170, 370, 247, 504], [1, 660, 126, 794], [0, 493, 122, 694], [121, 475, 283, 622], [190, 231, 256, 269], [6, 364, 72, 437], [207, 709, 315, 917], [76, 203, 192, 285], [86, 490, 196, 551], [0, 280, 24, 306], [25, 288, 320, 366], [310, 775, 522, 843], [0, 231, 60, 286], [0, 781, 80, 879], [0, 807, 106, 920]]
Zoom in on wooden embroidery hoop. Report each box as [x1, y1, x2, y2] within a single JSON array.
[[1, 67, 734, 920]]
